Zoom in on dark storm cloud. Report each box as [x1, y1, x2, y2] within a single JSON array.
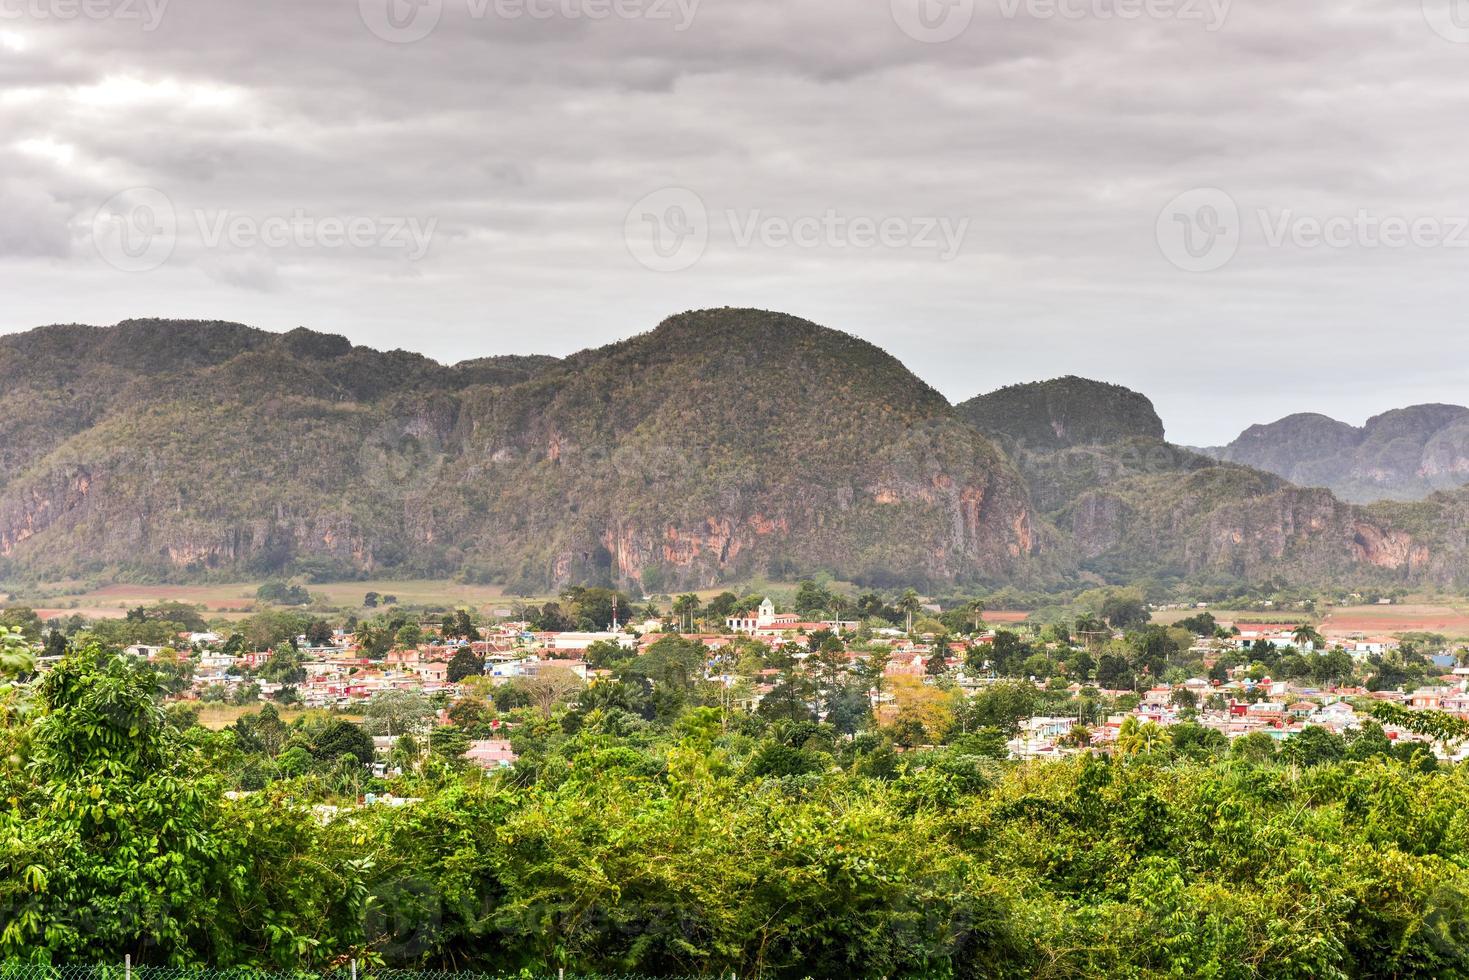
[[3, 0, 1469, 442]]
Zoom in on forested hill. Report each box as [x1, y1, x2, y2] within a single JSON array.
[[0, 310, 1039, 590], [3, 308, 1469, 591], [957, 376, 1166, 451]]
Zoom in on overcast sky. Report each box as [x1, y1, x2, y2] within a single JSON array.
[[3, 0, 1468, 444]]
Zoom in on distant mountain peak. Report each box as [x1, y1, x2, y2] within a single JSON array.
[[1207, 403, 1469, 503]]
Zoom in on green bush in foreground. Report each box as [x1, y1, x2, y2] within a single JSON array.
[[3, 646, 1469, 977]]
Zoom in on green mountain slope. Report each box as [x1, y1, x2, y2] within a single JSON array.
[[983, 390, 1438, 588], [5, 313, 1468, 591], [0, 310, 1041, 590]]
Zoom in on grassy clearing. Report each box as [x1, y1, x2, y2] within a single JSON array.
[[15, 579, 512, 619], [194, 703, 363, 730]]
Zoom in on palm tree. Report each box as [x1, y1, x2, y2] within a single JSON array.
[[673, 593, 701, 632], [1292, 624, 1325, 651], [1074, 615, 1107, 649], [966, 598, 987, 634], [1116, 715, 1171, 756], [898, 589, 922, 633]]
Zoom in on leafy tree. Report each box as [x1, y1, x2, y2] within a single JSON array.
[[517, 665, 584, 720], [312, 720, 374, 767], [1101, 594, 1150, 630], [1279, 725, 1345, 767], [362, 689, 435, 736], [429, 723, 470, 764], [447, 648, 485, 683], [257, 580, 312, 606]]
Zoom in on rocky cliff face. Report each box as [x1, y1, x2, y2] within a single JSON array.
[[4, 313, 1466, 591], [1205, 404, 1469, 503]]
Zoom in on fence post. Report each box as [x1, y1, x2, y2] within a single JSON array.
[[124, 956, 131, 980], [351, 961, 357, 980]]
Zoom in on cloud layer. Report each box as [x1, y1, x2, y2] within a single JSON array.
[[3, 0, 1468, 443]]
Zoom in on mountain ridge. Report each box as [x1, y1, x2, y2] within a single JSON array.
[[0, 310, 1464, 591]]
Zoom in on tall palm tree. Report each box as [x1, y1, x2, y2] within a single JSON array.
[[967, 598, 986, 634], [673, 593, 702, 632], [898, 589, 922, 633]]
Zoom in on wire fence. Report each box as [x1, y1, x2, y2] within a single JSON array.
[[0, 965, 716, 980]]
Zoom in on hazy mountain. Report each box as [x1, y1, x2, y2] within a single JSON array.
[[1203, 405, 1469, 503]]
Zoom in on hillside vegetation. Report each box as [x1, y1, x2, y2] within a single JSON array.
[[6, 310, 1469, 592]]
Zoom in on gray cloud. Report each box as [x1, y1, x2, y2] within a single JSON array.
[[2, 0, 1469, 443]]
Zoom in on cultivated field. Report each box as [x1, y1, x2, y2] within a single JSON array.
[[1320, 603, 1469, 640], [1154, 602, 1469, 641], [20, 579, 509, 620]]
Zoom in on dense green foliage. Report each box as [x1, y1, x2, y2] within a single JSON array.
[[4, 641, 1469, 976]]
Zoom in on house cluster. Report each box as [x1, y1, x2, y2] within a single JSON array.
[[112, 597, 1469, 770], [1008, 674, 1469, 763]]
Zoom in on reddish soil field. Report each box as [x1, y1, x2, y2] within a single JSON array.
[[986, 610, 1030, 623], [1321, 604, 1469, 638]]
